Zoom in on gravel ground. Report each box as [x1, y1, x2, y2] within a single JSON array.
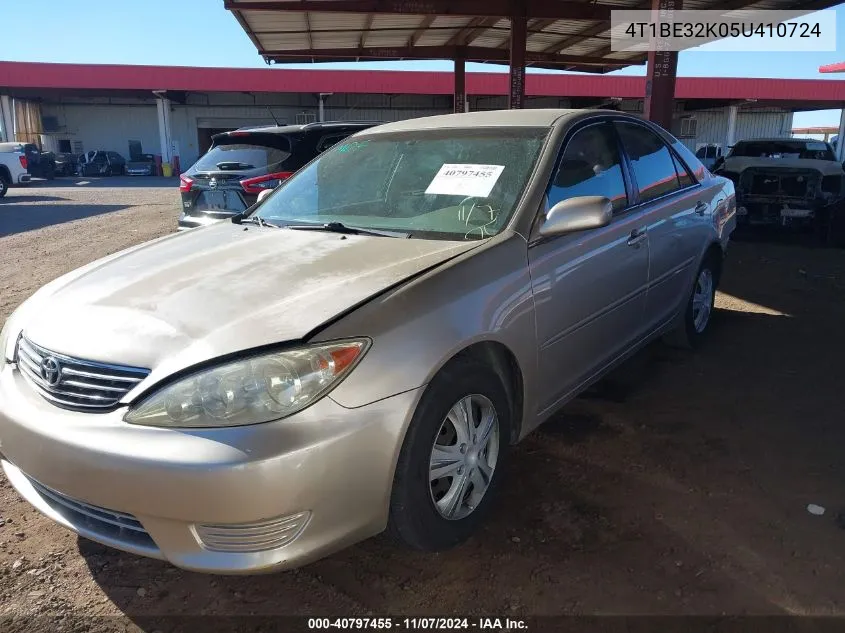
[[1, 182, 845, 630]]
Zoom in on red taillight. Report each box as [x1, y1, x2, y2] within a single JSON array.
[[19, 155, 27, 169], [179, 174, 194, 193], [240, 171, 293, 195]]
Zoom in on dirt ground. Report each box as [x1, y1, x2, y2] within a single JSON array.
[[1, 182, 845, 630]]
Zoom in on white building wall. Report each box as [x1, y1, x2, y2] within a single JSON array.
[[41, 95, 795, 171], [40, 102, 160, 157], [674, 107, 793, 153]]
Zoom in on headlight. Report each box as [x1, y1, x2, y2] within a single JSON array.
[[124, 339, 369, 428]]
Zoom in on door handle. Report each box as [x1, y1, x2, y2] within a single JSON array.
[[627, 227, 647, 247], [694, 201, 708, 215]]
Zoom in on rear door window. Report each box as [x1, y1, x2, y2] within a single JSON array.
[[548, 122, 628, 213], [671, 153, 694, 188], [615, 122, 682, 203]]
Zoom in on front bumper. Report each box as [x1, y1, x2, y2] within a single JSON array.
[[0, 362, 422, 574]]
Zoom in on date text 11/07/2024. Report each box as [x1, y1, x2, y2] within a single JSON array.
[[307, 617, 529, 631]]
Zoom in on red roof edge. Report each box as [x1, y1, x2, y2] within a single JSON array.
[[2, 61, 845, 102], [819, 62, 845, 74]]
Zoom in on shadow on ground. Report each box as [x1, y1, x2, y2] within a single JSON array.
[[33, 176, 178, 189], [0, 203, 129, 236], [0, 194, 69, 203]]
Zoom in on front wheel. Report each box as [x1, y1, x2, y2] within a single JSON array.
[[388, 356, 511, 551]]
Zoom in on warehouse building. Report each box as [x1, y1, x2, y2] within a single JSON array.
[[2, 61, 844, 172]]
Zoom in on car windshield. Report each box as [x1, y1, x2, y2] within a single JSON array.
[[730, 140, 836, 161], [255, 128, 548, 241]]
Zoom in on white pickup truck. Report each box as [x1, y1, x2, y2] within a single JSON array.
[[0, 141, 33, 198]]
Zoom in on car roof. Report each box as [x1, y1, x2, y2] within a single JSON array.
[[364, 109, 591, 134], [228, 121, 382, 135]]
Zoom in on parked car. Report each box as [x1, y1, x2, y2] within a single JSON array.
[[0, 142, 33, 197], [52, 152, 79, 177], [78, 150, 126, 176], [0, 110, 736, 574], [126, 154, 156, 176], [714, 137, 845, 242], [695, 144, 724, 171], [178, 121, 381, 230], [20, 144, 55, 180]]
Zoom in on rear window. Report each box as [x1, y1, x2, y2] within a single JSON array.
[[192, 134, 293, 174]]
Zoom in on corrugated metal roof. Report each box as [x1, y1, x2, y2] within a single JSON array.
[[225, 0, 841, 73]]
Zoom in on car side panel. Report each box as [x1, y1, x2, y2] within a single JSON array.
[[640, 187, 711, 330], [527, 210, 650, 415], [309, 233, 542, 440]]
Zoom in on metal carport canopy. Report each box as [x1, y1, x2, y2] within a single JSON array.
[[225, 0, 839, 125]]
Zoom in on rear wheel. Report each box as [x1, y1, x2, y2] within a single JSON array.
[[388, 356, 510, 551], [664, 252, 719, 350], [0, 176, 8, 198]]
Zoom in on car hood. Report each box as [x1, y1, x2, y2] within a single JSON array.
[[15, 222, 480, 384], [722, 156, 845, 176]]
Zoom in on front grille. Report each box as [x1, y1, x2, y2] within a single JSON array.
[[194, 512, 310, 553], [15, 335, 150, 411], [27, 476, 157, 551]]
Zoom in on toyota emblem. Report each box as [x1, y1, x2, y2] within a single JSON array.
[[40, 357, 62, 386]]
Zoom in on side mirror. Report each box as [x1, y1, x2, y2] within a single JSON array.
[[257, 188, 273, 204], [539, 196, 613, 237]]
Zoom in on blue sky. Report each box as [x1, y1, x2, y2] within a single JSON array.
[[2, 0, 844, 127]]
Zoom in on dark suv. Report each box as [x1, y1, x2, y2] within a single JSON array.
[[177, 121, 380, 230]]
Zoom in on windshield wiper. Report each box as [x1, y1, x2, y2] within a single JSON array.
[[239, 215, 280, 228], [284, 222, 410, 238]]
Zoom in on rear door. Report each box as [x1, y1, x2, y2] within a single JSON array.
[[614, 120, 714, 331], [527, 120, 650, 415], [184, 132, 295, 214]]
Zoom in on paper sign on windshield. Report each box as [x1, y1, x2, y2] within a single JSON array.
[[425, 164, 505, 198]]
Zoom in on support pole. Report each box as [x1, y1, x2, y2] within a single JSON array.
[[509, 13, 527, 109], [725, 104, 738, 150], [837, 107, 845, 162], [643, 0, 680, 130], [454, 56, 466, 113], [155, 96, 173, 165]]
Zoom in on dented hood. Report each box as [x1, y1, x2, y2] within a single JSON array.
[[15, 221, 479, 381]]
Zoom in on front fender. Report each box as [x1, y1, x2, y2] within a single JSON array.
[[311, 233, 539, 437]]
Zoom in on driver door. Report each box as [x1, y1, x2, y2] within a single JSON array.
[[527, 120, 651, 415]]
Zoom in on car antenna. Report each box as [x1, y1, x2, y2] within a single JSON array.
[[267, 107, 280, 126]]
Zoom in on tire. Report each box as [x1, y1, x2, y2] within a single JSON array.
[[0, 176, 8, 198], [664, 252, 719, 350], [388, 356, 511, 551]]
